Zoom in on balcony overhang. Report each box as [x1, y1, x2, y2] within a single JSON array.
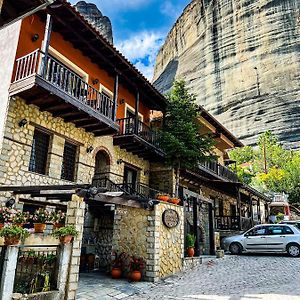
[[9, 74, 119, 136], [113, 134, 165, 162], [0, 0, 53, 29]]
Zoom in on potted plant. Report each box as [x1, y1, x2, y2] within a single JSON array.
[[0, 225, 29, 245], [111, 252, 126, 279], [186, 233, 196, 257], [53, 225, 78, 244], [12, 211, 30, 227], [169, 198, 180, 205], [129, 256, 145, 282], [0, 207, 11, 229], [156, 193, 170, 202], [51, 210, 66, 229], [32, 208, 51, 233]]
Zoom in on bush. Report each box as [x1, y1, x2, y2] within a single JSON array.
[[186, 233, 196, 248], [52, 225, 78, 238], [0, 225, 29, 240]]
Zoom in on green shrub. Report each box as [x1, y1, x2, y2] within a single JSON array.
[[52, 225, 78, 238]]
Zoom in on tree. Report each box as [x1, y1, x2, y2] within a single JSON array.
[[229, 131, 300, 206], [161, 80, 214, 196]]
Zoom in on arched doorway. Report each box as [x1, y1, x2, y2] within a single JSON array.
[[93, 150, 111, 186]]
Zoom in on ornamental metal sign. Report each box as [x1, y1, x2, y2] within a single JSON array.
[[162, 209, 179, 228]]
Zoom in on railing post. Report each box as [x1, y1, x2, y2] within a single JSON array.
[[40, 14, 52, 77], [135, 90, 140, 134], [113, 73, 119, 121], [0, 246, 19, 300]]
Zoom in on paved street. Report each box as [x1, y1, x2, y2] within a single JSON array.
[[77, 255, 300, 300]]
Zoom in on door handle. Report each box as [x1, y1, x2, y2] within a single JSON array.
[[279, 236, 286, 238], [260, 237, 266, 238]]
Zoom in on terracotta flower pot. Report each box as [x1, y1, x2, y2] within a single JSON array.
[[111, 267, 122, 279], [187, 247, 195, 257], [0, 223, 4, 230], [4, 236, 20, 246], [15, 223, 24, 228], [131, 270, 142, 282], [34, 223, 46, 233], [54, 223, 64, 229], [59, 235, 73, 244], [157, 195, 170, 202], [169, 198, 180, 205]]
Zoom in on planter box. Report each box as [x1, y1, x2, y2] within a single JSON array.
[[12, 291, 59, 300]]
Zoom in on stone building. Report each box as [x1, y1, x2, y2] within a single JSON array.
[[0, 1, 186, 297], [150, 106, 271, 255]]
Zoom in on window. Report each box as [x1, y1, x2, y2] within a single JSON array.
[[268, 226, 294, 235], [61, 141, 77, 182], [246, 226, 268, 236], [29, 129, 50, 175]]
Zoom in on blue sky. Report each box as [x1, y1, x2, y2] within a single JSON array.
[[71, 0, 190, 80]]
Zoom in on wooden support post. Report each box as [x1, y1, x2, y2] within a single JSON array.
[[113, 73, 119, 121], [250, 196, 254, 227], [193, 198, 200, 257], [237, 187, 242, 231], [135, 90, 140, 134], [40, 14, 52, 76]]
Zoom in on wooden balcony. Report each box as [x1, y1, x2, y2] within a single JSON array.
[[198, 161, 239, 182], [113, 117, 165, 161], [9, 49, 118, 136]]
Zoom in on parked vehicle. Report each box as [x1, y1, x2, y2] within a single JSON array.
[[280, 220, 300, 230], [222, 224, 300, 257]]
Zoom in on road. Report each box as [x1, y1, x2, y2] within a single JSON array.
[[127, 254, 300, 300]]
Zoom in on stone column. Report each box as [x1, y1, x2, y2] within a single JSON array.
[[48, 135, 64, 179], [57, 243, 72, 298], [65, 194, 85, 300], [0, 246, 19, 300]]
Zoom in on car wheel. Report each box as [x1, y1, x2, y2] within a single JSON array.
[[229, 242, 242, 255], [287, 243, 300, 257]]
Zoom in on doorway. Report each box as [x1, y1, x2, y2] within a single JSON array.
[[93, 150, 110, 187], [123, 165, 138, 193]]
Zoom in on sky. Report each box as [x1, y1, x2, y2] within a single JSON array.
[[71, 0, 190, 80]]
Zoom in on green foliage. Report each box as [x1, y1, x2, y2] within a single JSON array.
[[229, 131, 300, 206], [0, 225, 29, 240], [161, 80, 214, 171], [186, 233, 196, 248], [52, 225, 78, 238]]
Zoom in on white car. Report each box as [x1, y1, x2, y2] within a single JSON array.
[[222, 224, 300, 257]]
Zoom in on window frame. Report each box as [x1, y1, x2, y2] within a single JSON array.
[[28, 128, 51, 175], [61, 140, 78, 182]]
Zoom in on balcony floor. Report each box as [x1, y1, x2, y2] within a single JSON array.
[[9, 75, 118, 136], [113, 134, 165, 161]]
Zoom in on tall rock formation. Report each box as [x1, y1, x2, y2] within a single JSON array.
[[75, 1, 113, 44], [153, 0, 300, 149]]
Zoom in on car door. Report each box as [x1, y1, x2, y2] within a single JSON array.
[[244, 226, 269, 252], [266, 225, 294, 252]]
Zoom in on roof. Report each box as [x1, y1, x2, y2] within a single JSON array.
[[198, 106, 243, 148], [0, 0, 53, 28], [40, 0, 167, 111]]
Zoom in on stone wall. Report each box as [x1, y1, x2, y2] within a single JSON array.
[[0, 21, 21, 155], [156, 203, 184, 278], [93, 135, 150, 185], [112, 202, 184, 281], [0, 98, 95, 200], [149, 164, 175, 195]]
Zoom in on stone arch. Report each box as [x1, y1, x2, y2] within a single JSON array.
[[93, 147, 112, 178]]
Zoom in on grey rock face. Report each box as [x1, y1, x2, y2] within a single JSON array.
[[75, 1, 113, 44], [153, 0, 300, 149]]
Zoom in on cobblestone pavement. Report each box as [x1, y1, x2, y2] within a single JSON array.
[[77, 272, 154, 300], [127, 254, 300, 300], [77, 255, 300, 300]]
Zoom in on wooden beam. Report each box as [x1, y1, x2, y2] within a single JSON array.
[[93, 194, 143, 208]]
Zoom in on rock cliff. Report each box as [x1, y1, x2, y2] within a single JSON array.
[[153, 0, 300, 148], [75, 1, 113, 44]]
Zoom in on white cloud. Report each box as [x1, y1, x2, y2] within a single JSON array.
[[116, 31, 165, 80], [160, 1, 183, 18]]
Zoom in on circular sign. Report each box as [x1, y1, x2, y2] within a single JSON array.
[[162, 209, 179, 228]]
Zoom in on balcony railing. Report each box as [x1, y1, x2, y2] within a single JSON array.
[[199, 161, 238, 182], [13, 49, 115, 121], [116, 117, 161, 149], [92, 174, 162, 200], [215, 216, 240, 231]]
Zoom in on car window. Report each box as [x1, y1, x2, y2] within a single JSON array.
[[268, 226, 284, 235], [283, 226, 294, 235], [246, 227, 268, 236]]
